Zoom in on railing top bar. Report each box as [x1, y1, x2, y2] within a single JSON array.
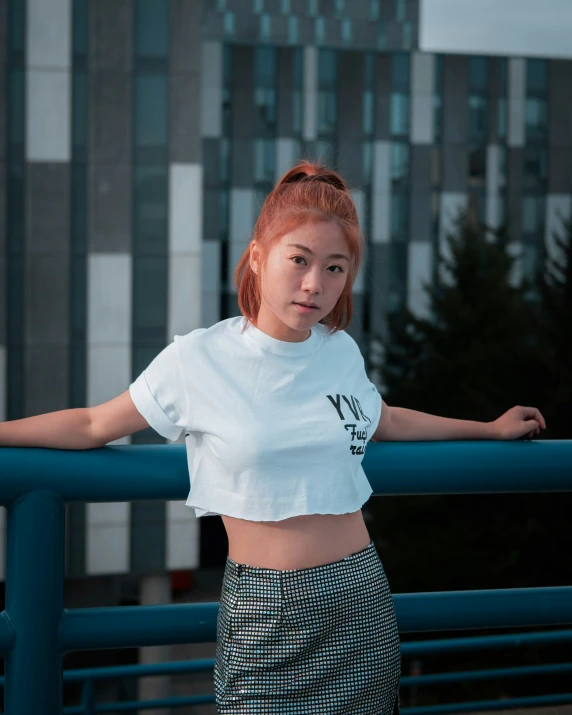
[[1, 440, 571, 505]]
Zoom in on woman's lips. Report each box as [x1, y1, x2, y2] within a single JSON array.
[[294, 303, 318, 313]]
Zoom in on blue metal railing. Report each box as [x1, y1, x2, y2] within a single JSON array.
[[1, 439, 571, 714]]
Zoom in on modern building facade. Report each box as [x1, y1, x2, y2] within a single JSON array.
[[1, 0, 572, 589]]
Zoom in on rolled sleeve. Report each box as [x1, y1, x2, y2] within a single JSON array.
[[128, 337, 188, 441], [129, 373, 183, 441]]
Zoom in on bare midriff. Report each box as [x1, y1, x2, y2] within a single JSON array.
[[221, 509, 371, 570]]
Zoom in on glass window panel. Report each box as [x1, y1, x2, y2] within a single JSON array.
[[525, 97, 547, 141], [335, 0, 345, 17], [522, 195, 545, 234], [499, 57, 507, 94], [281, 0, 291, 13], [71, 164, 87, 253], [220, 190, 229, 236], [391, 141, 409, 182], [9, 0, 26, 54], [288, 15, 298, 44], [390, 92, 409, 136], [431, 146, 440, 185], [294, 48, 303, 88], [216, 0, 226, 10], [469, 145, 486, 183], [523, 145, 547, 190], [133, 255, 167, 333], [255, 46, 276, 87], [254, 139, 275, 182], [469, 57, 488, 92], [363, 141, 372, 183], [433, 95, 442, 144], [72, 71, 87, 150], [318, 48, 336, 88], [220, 138, 230, 183], [133, 165, 168, 252], [224, 11, 234, 35], [370, 0, 380, 21], [526, 59, 547, 94], [497, 97, 507, 140], [8, 70, 25, 147], [341, 19, 352, 43], [389, 242, 408, 312], [377, 21, 386, 49], [204, 188, 221, 238], [134, 0, 168, 59], [72, 0, 88, 55], [318, 90, 336, 135], [308, 0, 318, 17], [363, 91, 374, 135], [134, 74, 168, 148], [391, 190, 408, 239], [292, 89, 302, 134], [261, 13, 271, 40], [498, 145, 507, 187], [469, 94, 488, 143], [255, 87, 276, 134], [395, 0, 406, 21], [403, 21, 412, 50], [315, 16, 325, 44], [364, 52, 374, 90], [253, 0, 263, 12], [391, 53, 409, 90]]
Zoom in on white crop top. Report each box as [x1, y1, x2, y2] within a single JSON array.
[[128, 316, 382, 521]]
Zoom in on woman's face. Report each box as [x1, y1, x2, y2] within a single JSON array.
[[249, 220, 350, 343]]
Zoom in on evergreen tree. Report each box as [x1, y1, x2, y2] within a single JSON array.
[[533, 213, 572, 439], [376, 207, 542, 423], [367, 208, 564, 595]]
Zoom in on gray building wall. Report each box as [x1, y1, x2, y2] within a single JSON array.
[[1, 0, 571, 580]]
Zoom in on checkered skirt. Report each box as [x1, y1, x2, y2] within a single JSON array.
[[214, 539, 401, 714]]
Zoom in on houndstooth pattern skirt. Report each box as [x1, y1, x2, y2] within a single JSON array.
[[214, 539, 401, 714]]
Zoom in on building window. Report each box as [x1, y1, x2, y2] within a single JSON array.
[[223, 11, 234, 36], [341, 18, 352, 44], [288, 15, 298, 44], [260, 13, 271, 40], [315, 16, 325, 44], [390, 93, 409, 136]]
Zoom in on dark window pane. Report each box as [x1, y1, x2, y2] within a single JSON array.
[[8, 0, 26, 54], [318, 48, 337, 88], [525, 97, 547, 142], [391, 52, 409, 90], [133, 164, 168, 253], [469, 94, 487, 143], [469, 56, 488, 92], [72, 71, 87, 150], [134, 0, 169, 59], [72, 0, 88, 56], [391, 190, 408, 239], [391, 141, 409, 182], [390, 92, 409, 136], [523, 145, 547, 190], [526, 59, 547, 94], [8, 70, 25, 148], [134, 74, 168, 148], [133, 255, 168, 337], [255, 46, 276, 87]]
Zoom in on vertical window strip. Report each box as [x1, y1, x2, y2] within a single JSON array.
[[132, 0, 170, 445], [70, 0, 88, 410], [6, 0, 26, 420]]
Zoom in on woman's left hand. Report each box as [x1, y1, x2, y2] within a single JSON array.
[[490, 405, 547, 440]]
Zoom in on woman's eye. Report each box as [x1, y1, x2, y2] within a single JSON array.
[[291, 256, 343, 273]]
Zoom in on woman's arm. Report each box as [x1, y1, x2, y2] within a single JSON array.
[[0, 390, 150, 449], [371, 402, 546, 442]]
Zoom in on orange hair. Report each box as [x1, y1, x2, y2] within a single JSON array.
[[233, 158, 366, 335]]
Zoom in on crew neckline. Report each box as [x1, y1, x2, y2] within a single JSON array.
[[241, 316, 323, 356]]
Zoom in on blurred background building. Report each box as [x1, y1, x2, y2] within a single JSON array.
[[1, 0, 571, 597]]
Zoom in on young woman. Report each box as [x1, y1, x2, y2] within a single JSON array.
[[0, 161, 546, 714]]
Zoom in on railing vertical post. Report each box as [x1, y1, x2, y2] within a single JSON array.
[[4, 489, 65, 714]]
